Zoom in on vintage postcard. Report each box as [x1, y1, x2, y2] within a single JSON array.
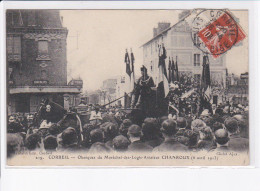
[[6, 9, 249, 166]]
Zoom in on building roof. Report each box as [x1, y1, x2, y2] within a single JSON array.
[[141, 11, 192, 47], [6, 10, 65, 29]]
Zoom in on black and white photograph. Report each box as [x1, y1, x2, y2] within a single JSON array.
[[6, 8, 249, 166]]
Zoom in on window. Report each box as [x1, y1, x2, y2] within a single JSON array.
[[7, 36, 21, 61], [121, 76, 125, 83], [193, 34, 200, 46], [38, 41, 48, 54], [194, 54, 200, 66]]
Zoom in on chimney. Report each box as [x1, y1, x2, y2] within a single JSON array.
[[178, 10, 191, 20], [153, 28, 158, 37], [157, 22, 171, 34]]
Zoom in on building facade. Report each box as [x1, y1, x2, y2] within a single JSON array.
[[100, 78, 117, 106], [7, 10, 82, 114], [142, 14, 227, 89]]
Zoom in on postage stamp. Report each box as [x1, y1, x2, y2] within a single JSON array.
[[191, 9, 246, 58]]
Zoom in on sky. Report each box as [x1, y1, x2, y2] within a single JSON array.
[[60, 10, 248, 92]]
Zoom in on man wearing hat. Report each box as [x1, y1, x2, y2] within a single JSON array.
[[131, 65, 156, 117]]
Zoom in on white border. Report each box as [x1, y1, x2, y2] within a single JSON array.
[[1, 1, 260, 191]]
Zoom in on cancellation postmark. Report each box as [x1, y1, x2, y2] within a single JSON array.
[[191, 9, 246, 58]]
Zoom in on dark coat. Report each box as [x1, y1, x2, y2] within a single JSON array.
[[153, 138, 188, 152], [228, 134, 249, 151], [8, 122, 24, 133], [128, 140, 153, 152]]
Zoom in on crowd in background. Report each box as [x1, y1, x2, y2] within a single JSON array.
[[7, 99, 249, 157]]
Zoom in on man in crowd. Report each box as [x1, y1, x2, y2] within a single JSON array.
[[211, 129, 230, 151], [89, 129, 110, 152], [127, 124, 153, 152], [8, 116, 24, 133], [153, 119, 187, 152], [224, 117, 249, 151]]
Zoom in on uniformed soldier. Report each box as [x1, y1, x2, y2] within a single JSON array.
[[131, 65, 156, 117]]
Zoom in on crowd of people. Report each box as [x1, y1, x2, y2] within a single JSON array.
[[7, 99, 249, 158]]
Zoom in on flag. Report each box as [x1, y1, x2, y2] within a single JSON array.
[[157, 44, 169, 97], [201, 55, 211, 101], [130, 50, 135, 92], [171, 57, 175, 82], [125, 50, 131, 77], [175, 56, 179, 82], [168, 57, 172, 83], [181, 88, 195, 99]]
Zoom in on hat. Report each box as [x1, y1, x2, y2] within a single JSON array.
[[100, 122, 119, 141], [25, 133, 40, 150], [61, 127, 78, 146], [128, 124, 142, 137], [212, 122, 224, 132], [214, 129, 229, 145], [48, 123, 61, 135], [160, 119, 177, 136], [119, 119, 132, 137], [9, 116, 15, 123], [121, 119, 132, 128], [113, 135, 130, 150], [224, 117, 238, 133], [44, 135, 58, 150], [176, 117, 187, 129], [140, 65, 147, 72], [201, 109, 210, 117], [233, 114, 244, 122], [90, 129, 104, 143]]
